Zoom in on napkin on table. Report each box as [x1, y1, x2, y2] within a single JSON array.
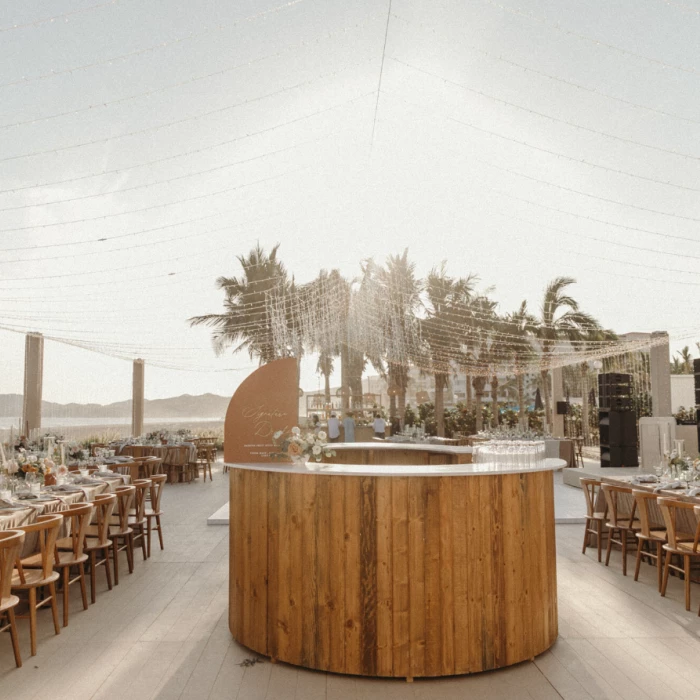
[[653, 480, 684, 493]]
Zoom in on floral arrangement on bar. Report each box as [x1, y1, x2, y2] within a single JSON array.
[[5, 450, 55, 480], [272, 427, 335, 463]]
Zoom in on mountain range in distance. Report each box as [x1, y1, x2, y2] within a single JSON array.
[[0, 393, 231, 419]]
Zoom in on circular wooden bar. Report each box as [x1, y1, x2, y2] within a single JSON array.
[[324, 441, 473, 465], [228, 459, 561, 679]]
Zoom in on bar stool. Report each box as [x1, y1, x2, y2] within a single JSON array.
[[632, 490, 666, 591], [658, 498, 700, 611], [602, 483, 640, 575], [580, 478, 607, 562], [0, 530, 25, 667]]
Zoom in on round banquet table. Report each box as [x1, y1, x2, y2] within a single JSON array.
[[226, 457, 564, 680]]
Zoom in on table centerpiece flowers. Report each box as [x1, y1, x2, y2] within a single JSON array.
[[10, 450, 55, 484], [272, 427, 335, 465]]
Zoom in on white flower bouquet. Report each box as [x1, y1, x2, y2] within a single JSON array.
[[272, 427, 335, 463]]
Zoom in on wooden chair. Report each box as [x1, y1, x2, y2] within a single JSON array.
[[0, 530, 25, 667], [129, 479, 151, 560], [53, 502, 93, 627], [83, 494, 116, 604], [11, 514, 62, 656], [602, 483, 640, 575], [195, 443, 214, 482], [658, 498, 700, 611], [109, 485, 135, 584], [138, 456, 163, 479], [145, 474, 167, 557], [573, 437, 584, 468], [580, 478, 607, 562], [632, 490, 666, 591]]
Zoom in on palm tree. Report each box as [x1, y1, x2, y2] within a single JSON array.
[[422, 265, 471, 436], [671, 356, 685, 375], [189, 243, 290, 364], [677, 346, 693, 374], [504, 301, 537, 430], [317, 351, 333, 403], [459, 294, 498, 433], [535, 277, 601, 432], [371, 251, 423, 425]]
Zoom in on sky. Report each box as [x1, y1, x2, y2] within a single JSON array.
[[2, 0, 700, 406]]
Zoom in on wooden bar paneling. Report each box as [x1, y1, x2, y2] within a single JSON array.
[[229, 468, 558, 678]]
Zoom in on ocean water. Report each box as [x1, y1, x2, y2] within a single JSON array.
[[0, 416, 223, 429]]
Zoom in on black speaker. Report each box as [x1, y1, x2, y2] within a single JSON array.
[[598, 373, 638, 467], [556, 401, 569, 415]]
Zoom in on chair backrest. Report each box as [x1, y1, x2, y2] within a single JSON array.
[[632, 490, 660, 538], [132, 479, 151, 523], [140, 457, 163, 478], [167, 446, 189, 466], [148, 474, 167, 512], [59, 502, 94, 560], [658, 497, 699, 550], [92, 494, 117, 546], [0, 530, 25, 600], [601, 484, 636, 527], [17, 513, 63, 581], [112, 485, 136, 533], [90, 443, 107, 456], [580, 478, 603, 518]]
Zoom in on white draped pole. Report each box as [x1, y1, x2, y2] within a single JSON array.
[[650, 331, 672, 417], [22, 332, 44, 437], [132, 359, 145, 437]]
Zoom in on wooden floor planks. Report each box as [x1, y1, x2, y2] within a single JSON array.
[[4, 467, 700, 699]]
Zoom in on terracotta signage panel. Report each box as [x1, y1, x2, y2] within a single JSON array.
[[224, 357, 299, 463]]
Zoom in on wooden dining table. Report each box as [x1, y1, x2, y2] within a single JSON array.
[[0, 474, 132, 555], [115, 444, 194, 482], [598, 474, 700, 534]]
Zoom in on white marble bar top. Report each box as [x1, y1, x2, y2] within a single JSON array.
[[328, 441, 473, 454], [224, 458, 566, 478]]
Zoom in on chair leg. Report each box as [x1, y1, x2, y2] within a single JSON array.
[[113, 538, 120, 585], [140, 526, 148, 560], [634, 541, 643, 581], [90, 551, 97, 604], [661, 552, 671, 597], [147, 518, 152, 558], [685, 556, 691, 611], [157, 515, 164, 550], [127, 533, 134, 573], [597, 521, 603, 563], [583, 520, 592, 553], [656, 543, 663, 592], [622, 531, 628, 576], [48, 582, 60, 636], [28, 587, 37, 656], [79, 562, 88, 611], [7, 608, 21, 668], [63, 566, 70, 627], [605, 528, 614, 566], [104, 546, 113, 590]]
